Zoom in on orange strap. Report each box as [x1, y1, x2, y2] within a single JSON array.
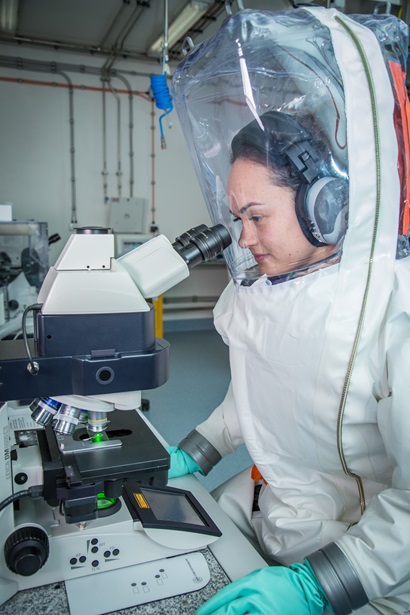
[[388, 60, 410, 236], [251, 464, 267, 484]]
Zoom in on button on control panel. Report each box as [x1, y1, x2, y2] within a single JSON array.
[[68, 537, 121, 571]]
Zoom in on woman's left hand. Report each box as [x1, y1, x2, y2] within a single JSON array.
[[196, 562, 329, 615]]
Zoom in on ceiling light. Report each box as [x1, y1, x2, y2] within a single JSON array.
[[0, 0, 19, 34], [148, 1, 210, 55]]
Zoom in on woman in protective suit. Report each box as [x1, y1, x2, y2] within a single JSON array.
[[169, 6, 410, 615]]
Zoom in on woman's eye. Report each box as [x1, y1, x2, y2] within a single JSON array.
[[231, 214, 262, 223]]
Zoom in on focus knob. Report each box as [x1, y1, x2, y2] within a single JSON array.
[[4, 526, 49, 576]]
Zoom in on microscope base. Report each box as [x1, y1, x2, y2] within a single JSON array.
[[0, 496, 215, 605]]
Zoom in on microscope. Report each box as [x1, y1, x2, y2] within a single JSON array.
[[0, 223, 231, 607]]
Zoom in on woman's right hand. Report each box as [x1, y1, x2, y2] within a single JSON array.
[[166, 446, 203, 479]]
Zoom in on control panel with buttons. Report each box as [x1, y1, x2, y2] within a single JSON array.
[[67, 536, 122, 572]]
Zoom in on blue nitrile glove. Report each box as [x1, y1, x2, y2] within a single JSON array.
[[195, 561, 330, 615], [167, 446, 204, 479]]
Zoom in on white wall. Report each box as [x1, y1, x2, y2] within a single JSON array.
[[0, 44, 229, 320]]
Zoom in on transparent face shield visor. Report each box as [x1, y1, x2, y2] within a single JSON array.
[[172, 9, 349, 284]]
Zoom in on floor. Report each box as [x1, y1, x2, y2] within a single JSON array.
[[144, 327, 252, 492]]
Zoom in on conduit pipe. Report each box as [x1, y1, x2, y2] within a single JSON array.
[[0, 53, 153, 220], [150, 99, 157, 230], [117, 5, 146, 52], [52, 66, 77, 225], [3, 57, 79, 226], [0, 54, 154, 79], [114, 73, 135, 197], [103, 4, 146, 73], [101, 77, 108, 202], [108, 79, 123, 197], [0, 35, 148, 60], [98, 2, 129, 50], [0, 74, 149, 98], [150, 0, 173, 150]]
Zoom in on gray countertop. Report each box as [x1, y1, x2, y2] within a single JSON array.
[[0, 548, 229, 615]]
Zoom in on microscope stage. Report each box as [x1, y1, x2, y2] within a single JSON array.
[[38, 409, 169, 509], [67, 410, 168, 483]]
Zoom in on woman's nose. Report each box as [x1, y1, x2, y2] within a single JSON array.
[[238, 221, 257, 249]]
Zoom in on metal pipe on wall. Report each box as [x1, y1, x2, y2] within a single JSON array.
[[0, 54, 155, 81], [0, 0, 152, 66], [0, 59, 153, 225], [102, 4, 146, 74], [162, 0, 169, 72], [150, 99, 157, 231], [108, 79, 122, 197], [114, 73, 135, 198], [98, 1, 129, 50], [0, 73, 148, 97], [53, 67, 77, 226], [3, 58, 79, 226], [101, 77, 109, 202], [116, 5, 146, 52]]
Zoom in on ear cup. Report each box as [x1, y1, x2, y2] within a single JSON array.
[[295, 176, 349, 246], [295, 183, 323, 247]]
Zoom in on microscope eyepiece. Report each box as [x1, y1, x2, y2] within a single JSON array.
[[172, 224, 232, 269]]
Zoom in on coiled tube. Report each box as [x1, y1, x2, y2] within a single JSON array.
[[150, 73, 173, 149]]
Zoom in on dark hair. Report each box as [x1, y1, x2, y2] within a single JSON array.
[[230, 110, 329, 194]]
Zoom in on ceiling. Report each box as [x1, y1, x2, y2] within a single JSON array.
[[0, 0, 406, 69], [0, 1, 290, 65]]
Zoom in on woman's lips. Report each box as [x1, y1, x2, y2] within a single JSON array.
[[253, 253, 269, 263]]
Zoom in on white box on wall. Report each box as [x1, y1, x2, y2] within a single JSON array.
[[0, 204, 13, 221], [108, 197, 148, 234]]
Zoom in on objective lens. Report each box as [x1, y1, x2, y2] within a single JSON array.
[[53, 404, 82, 436], [87, 411, 109, 435], [172, 224, 232, 269], [30, 397, 61, 427], [79, 409, 88, 424]]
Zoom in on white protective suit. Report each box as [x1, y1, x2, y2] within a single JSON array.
[[172, 7, 410, 615]]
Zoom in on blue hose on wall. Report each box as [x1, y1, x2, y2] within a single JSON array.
[[150, 73, 173, 149]]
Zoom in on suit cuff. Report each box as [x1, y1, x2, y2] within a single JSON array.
[[178, 429, 222, 476], [306, 542, 368, 615]]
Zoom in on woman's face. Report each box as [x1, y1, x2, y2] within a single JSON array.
[[227, 158, 334, 276]]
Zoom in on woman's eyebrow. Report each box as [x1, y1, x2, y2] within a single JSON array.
[[229, 202, 262, 215]]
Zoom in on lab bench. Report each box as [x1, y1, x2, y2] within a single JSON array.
[[0, 548, 227, 615]]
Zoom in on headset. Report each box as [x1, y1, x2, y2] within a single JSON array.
[[231, 110, 349, 247]]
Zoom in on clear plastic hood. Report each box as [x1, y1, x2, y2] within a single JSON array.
[[172, 9, 349, 284]]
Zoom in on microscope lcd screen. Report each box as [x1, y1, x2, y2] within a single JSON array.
[[140, 487, 205, 526], [123, 483, 221, 536]]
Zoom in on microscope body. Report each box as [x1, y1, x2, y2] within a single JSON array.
[[0, 224, 231, 606]]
